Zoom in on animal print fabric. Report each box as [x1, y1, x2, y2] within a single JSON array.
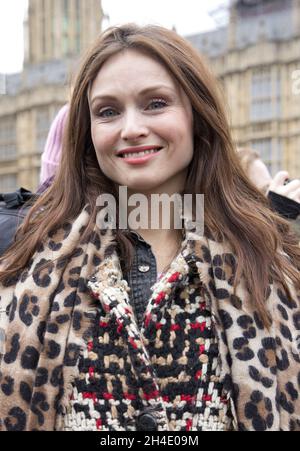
[[0, 207, 299, 431]]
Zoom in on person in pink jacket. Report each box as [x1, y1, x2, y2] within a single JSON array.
[[39, 104, 69, 185]]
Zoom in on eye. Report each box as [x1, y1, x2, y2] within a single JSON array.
[[97, 108, 119, 118], [147, 98, 168, 110]]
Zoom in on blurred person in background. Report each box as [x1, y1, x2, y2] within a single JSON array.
[[0, 104, 68, 257], [0, 24, 299, 432], [237, 147, 300, 236], [39, 103, 69, 189]]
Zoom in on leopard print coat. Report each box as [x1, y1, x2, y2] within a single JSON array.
[[0, 206, 299, 431]]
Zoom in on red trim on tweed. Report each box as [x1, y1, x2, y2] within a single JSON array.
[[87, 341, 93, 351], [191, 321, 206, 331], [123, 393, 137, 400], [156, 323, 163, 329], [167, 272, 181, 283], [143, 390, 160, 400], [88, 367, 95, 378], [163, 395, 169, 402], [202, 394, 212, 402], [199, 344, 205, 354], [129, 337, 138, 349], [117, 319, 123, 334], [181, 394, 196, 402], [186, 418, 193, 431], [170, 324, 181, 331], [155, 291, 166, 305], [145, 313, 151, 327], [195, 370, 202, 380], [83, 392, 97, 402], [96, 419, 102, 430], [103, 393, 115, 400], [99, 321, 109, 328]]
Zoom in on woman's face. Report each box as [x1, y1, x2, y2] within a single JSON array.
[[89, 49, 194, 195]]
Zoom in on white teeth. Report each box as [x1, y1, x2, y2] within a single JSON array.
[[121, 148, 161, 158]]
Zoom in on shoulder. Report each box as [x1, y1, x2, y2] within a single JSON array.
[[0, 203, 30, 257]]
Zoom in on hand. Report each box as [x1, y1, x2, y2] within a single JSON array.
[[268, 171, 300, 203]]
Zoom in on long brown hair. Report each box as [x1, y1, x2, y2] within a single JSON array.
[[1, 24, 299, 327]]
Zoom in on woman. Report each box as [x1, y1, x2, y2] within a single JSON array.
[[0, 106, 68, 259], [0, 24, 299, 432]]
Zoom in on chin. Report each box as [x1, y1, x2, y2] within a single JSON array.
[[128, 183, 159, 192], [126, 178, 164, 192]]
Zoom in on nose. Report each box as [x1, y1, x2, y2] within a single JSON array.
[[120, 110, 149, 141]]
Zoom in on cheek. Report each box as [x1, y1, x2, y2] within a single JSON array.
[[91, 125, 100, 151], [91, 125, 114, 157], [159, 113, 193, 147], [173, 116, 194, 160]]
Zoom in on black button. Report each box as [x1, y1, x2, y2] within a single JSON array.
[[136, 412, 158, 431]]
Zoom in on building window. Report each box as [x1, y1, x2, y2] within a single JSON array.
[[272, 139, 282, 174], [50, 0, 55, 58], [41, 0, 46, 56], [0, 174, 17, 193], [36, 108, 50, 153], [251, 138, 272, 172], [250, 66, 282, 122], [251, 138, 282, 175], [0, 117, 17, 161], [63, 0, 69, 28], [275, 68, 281, 117], [76, 0, 81, 53], [251, 67, 273, 122], [63, 0, 69, 55]]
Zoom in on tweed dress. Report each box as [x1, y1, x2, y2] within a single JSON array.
[[63, 250, 232, 431]]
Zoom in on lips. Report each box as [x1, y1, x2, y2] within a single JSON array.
[[117, 145, 163, 158]]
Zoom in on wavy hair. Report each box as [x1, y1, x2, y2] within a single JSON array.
[[1, 24, 299, 327]]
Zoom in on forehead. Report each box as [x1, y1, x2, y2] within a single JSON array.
[[90, 49, 180, 97]]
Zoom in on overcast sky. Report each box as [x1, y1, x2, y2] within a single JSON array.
[[0, 0, 228, 74]]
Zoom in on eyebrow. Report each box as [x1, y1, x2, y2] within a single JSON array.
[[90, 84, 175, 107]]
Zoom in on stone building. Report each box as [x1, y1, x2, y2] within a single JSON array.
[[187, 0, 300, 176], [0, 0, 103, 192], [1, 0, 299, 193]]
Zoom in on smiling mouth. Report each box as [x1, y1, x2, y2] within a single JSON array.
[[118, 148, 163, 158]]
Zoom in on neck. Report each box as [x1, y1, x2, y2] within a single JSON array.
[[136, 228, 183, 275], [126, 196, 184, 250], [122, 174, 187, 261], [136, 227, 183, 248]]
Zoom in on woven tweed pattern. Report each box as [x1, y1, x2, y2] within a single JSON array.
[[63, 250, 232, 431]]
